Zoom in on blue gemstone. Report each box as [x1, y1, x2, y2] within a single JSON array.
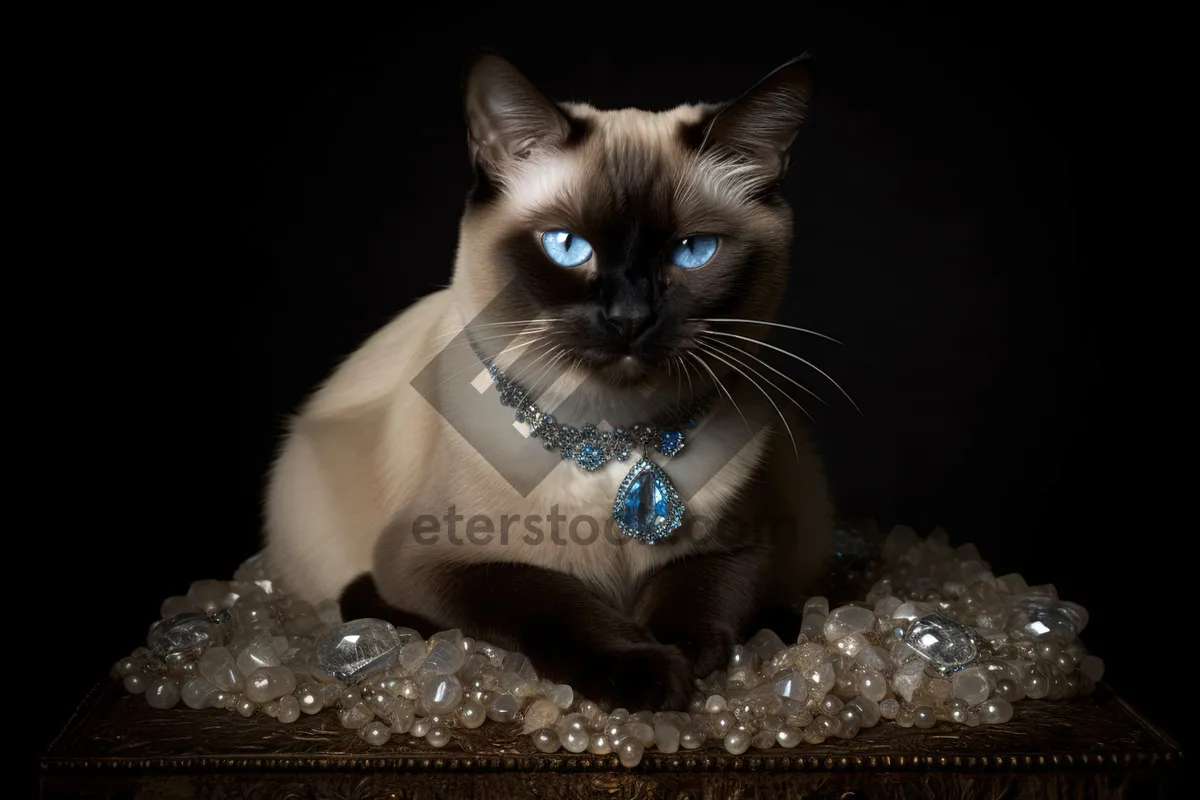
[[656, 429, 684, 456], [688, 418, 696, 428], [574, 443, 605, 471], [515, 411, 525, 423], [611, 459, 684, 543], [544, 415, 556, 426]]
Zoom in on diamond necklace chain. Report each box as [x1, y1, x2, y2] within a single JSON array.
[[484, 360, 710, 472]]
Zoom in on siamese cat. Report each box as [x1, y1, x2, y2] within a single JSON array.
[[264, 53, 835, 711]]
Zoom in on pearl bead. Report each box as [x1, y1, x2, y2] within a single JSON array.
[[562, 729, 589, 753], [123, 672, 148, 694], [776, 726, 802, 748], [145, 677, 180, 709], [459, 699, 486, 729], [723, 729, 750, 755], [1025, 672, 1049, 699], [980, 698, 1014, 724], [914, 705, 936, 729], [531, 728, 560, 753], [618, 738, 644, 767], [360, 721, 390, 746], [587, 733, 612, 754], [426, 725, 451, 748], [838, 705, 862, 729], [679, 729, 705, 750], [295, 685, 323, 715], [277, 695, 301, 723]]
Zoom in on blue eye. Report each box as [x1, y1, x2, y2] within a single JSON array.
[[670, 235, 719, 269], [540, 230, 594, 268]]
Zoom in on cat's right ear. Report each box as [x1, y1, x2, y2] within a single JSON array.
[[463, 54, 571, 178]]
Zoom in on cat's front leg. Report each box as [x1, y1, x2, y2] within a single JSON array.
[[359, 561, 692, 711], [634, 545, 774, 681]]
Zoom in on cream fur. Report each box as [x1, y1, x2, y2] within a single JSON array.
[[264, 99, 832, 614]]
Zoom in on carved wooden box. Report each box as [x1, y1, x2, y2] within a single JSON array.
[[40, 679, 1182, 799]]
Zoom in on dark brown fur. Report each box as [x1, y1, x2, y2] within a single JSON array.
[[340, 54, 826, 711]]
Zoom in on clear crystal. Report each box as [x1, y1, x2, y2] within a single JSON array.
[[317, 619, 414, 681], [904, 613, 981, 675], [147, 613, 225, 661]]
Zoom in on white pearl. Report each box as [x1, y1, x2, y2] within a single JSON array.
[[617, 738, 644, 767], [145, 677, 180, 709], [459, 699, 486, 729], [426, 726, 451, 748]]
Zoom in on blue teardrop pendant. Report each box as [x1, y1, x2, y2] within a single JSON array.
[[611, 459, 685, 544]]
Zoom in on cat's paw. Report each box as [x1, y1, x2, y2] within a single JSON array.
[[580, 642, 692, 712], [657, 623, 739, 682]]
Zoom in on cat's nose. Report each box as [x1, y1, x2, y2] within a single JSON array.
[[603, 298, 653, 344]]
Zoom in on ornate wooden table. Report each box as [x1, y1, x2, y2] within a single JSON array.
[[40, 679, 1183, 799]]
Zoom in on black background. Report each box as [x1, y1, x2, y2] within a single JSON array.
[[34, 4, 1178, 786]]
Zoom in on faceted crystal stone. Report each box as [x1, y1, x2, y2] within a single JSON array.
[[316, 619, 412, 681], [186, 580, 240, 616], [855, 645, 892, 672], [952, 666, 993, 706], [236, 635, 282, 676], [803, 596, 830, 617], [198, 646, 243, 692], [420, 640, 466, 676], [746, 629, 786, 662], [1007, 599, 1089, 640], [772, 669, 808, 702], [904, 613, 981, 675], [147, 613, 225, 662], [611, 459, 684, 543], [245, 666, 297, 703], [824, 606, 876, 641], [892, 659, 927, 703]]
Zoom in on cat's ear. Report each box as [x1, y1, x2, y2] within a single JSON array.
[[463, 53, 572, 177], [702, 54, 814, 180]]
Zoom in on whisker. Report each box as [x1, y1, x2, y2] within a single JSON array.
[[696, 341, 817, 426], [674, 356, 682, 405], [701, 330, 863, 415], [433, 319, 563, 341], [679, 355, 696, 401], [687, 351, 751, 434], [697, 341, 799, 458], [697, 335, 828, 407], [693, 318, 843, 345], [507, 340, 561, 384], [435, 328, 557, 350], [528, 349, 571, 406], [426, 337, 550, 394]]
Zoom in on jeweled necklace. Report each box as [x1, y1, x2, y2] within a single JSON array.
[[484, 360, 711, 544]]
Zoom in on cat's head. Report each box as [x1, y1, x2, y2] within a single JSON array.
[[452, 53, 813, 397]]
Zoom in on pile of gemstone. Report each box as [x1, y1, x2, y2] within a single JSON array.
[[112, 526, 1104, 767]]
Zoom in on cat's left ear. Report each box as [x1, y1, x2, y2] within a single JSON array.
[[702, 54, 815, 180], [462, 53, 572, 178]]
